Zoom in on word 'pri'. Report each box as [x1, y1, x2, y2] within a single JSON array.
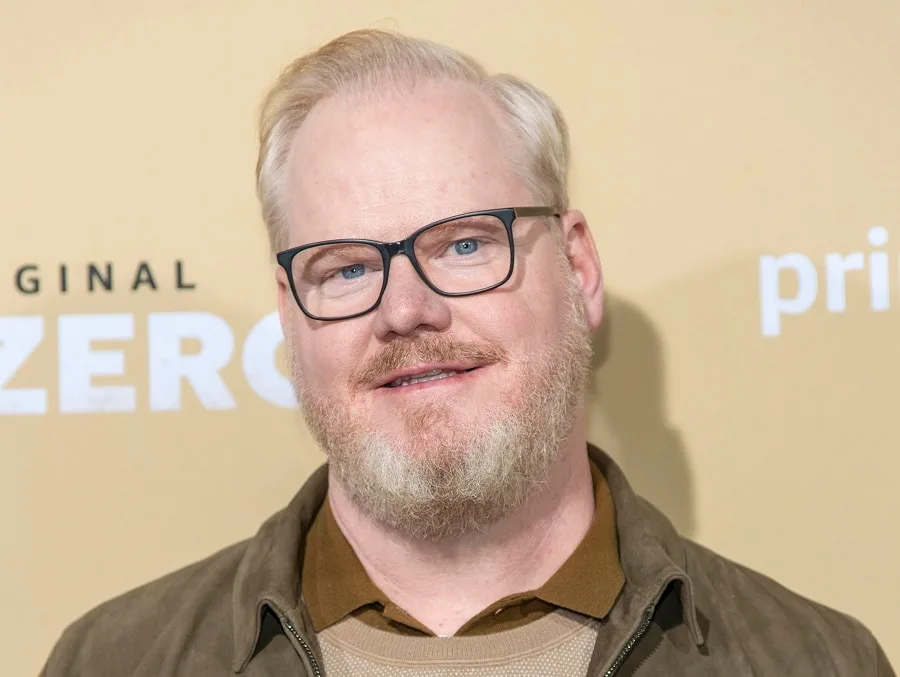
[[759, 227, 892, 337]]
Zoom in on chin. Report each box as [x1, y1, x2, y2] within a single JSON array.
[[380, 425, 472, 461]]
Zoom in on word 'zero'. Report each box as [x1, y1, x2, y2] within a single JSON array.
[[0, 311, 296, 415]]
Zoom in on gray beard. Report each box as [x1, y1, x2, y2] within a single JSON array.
[[290, 275, 592, 542]]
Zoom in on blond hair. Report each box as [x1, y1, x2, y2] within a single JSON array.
[[255, 29, 570, 253]]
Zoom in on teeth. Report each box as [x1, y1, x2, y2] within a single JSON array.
[[389, 370, 458, 387], [410, 370, 456, 385]]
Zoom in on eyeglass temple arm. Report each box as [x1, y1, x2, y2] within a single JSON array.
[[513, 206, 561, 218]]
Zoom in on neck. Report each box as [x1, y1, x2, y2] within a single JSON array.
[[327, 420, 595, 637]]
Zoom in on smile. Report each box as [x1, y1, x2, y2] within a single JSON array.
[[382, 367, 479, 388]]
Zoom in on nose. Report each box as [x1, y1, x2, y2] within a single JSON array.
[[370, 255, 451, 340]]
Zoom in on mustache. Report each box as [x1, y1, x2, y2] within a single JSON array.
[[350, 335, 508, 390]]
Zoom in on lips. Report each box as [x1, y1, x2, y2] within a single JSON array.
[[385, 367, 478, 388], [376, 364, 482, 389]]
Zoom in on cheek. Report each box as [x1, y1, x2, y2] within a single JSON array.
[[480, 244, 573, 349], [291, 320, 367, 391], [466, 289, 558, 355], [498, 266, 568, 339]]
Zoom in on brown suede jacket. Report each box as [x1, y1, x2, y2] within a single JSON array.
[[40, 445, 895, 676]]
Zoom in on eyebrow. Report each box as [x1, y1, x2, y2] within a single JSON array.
[[299, 243, 380, 271]]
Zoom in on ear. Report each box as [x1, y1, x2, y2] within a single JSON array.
[[559, 209, 604, 331], [275, 263, 292, 335]]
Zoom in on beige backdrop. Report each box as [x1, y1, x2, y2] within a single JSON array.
[[4, 1, 899, 673]]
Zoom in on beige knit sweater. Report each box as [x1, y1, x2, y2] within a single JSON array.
[[317, 608, 601, 676]]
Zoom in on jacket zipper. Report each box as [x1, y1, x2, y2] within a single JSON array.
[[281, 616, 323, 677], [603, 606, 654, 677]]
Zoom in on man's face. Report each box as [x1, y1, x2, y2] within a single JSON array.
[[277, 78, 600, 539]]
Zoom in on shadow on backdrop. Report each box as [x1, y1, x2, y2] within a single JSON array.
[[587, 294, 696, 538]]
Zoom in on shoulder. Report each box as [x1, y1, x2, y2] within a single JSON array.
[[681, 535, 893, 675], [40, 538, 250, 677]]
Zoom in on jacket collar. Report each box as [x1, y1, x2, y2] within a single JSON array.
[[231, 444, 703, 671], [588, 444, 705, 646], [231, 462, 330, 672]]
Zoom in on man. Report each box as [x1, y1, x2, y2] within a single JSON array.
[[41, 29, 894, 677]]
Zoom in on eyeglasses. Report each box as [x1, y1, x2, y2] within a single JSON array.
[[276, 206, 560, 321]]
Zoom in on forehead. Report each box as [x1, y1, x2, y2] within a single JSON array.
[[283, 79, 532, 245]]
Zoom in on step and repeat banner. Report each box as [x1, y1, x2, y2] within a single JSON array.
[[4, 1, 899, 673]]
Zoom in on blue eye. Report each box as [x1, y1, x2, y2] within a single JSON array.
[[341, 264, 366, 279], [454, 239, 479, 255]]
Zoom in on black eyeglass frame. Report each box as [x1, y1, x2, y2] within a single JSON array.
[[276, 206, 560, 322]]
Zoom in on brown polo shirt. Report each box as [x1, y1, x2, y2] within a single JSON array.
[[301, 459, 625, 636]]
